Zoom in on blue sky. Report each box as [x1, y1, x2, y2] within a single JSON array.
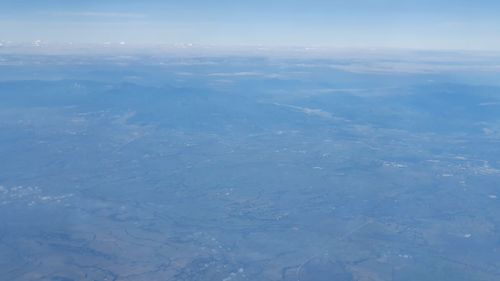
[[1, 0, 500, 50]]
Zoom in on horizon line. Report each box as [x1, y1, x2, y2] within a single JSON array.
[[2, 42, 500, 57]]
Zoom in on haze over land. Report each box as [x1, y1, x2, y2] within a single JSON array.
[[1, 1, 500, 280], [1, 52, 500, 280]]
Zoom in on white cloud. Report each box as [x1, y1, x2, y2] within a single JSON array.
[[207, 72, 286, 79], [208, 72, 263, 77], [273, 103, 333, 119], [55, 12, 147, 19]]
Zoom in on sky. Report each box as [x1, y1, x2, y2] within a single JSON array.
[[1, 0, 500, 51]]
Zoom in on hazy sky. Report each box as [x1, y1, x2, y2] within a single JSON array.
[[1, 0, 500, 50]]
